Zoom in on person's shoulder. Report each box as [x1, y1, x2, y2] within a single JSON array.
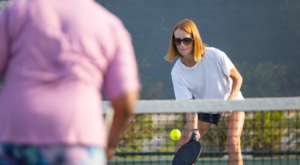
[[74, 1, 127, 39], [96, 5, 120, 21], [205, 47, 226, 60], [205, 47, 224, 55], [93, 4, 126, 31]]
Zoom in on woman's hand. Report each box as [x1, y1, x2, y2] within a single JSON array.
[[220, 111, 232, 118], [188, 129, 200, 141]]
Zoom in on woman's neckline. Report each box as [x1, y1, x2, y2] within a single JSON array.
[[179, 55, 205, 69]]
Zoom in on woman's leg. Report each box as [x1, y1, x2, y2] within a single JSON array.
[[224, 112, 245, 165], [175, 120, 212, 153], [198, 120, 213, 140]]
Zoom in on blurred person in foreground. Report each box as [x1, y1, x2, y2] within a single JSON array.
[[0, 0, 140, 164], [165, 19, 245, 165]]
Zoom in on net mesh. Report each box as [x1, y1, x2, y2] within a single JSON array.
[[103, 97, 300, 165]]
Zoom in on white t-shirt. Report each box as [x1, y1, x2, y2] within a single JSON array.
[[171, 47, 244, 113]]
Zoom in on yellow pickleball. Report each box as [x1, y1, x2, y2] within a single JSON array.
[[170, 129, 181, 140]]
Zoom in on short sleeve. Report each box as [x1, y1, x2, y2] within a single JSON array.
[[103, 34, 141, 101], [171, 74, 192, 100], [218, 50, 234, 77], [0, 6, 9, 76]]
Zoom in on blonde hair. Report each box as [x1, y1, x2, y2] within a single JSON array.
[[164, 19, 207, 62]]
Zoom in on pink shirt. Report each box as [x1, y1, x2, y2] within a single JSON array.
[[0, 0, 140, 148]]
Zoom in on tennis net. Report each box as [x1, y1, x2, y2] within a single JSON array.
[[103, 97, 300, 165]]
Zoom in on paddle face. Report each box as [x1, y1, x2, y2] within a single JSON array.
[[172, 132, 202, 165]]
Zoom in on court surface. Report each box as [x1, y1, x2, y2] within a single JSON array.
[[109, 157, 299, 165]]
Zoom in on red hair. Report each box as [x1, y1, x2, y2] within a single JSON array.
[[164, 19, 207, 62]]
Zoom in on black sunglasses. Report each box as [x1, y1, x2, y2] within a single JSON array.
[[172, 38, 194, 45]]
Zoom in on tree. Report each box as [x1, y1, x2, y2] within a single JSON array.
[[235, 62, 287, 98], [116, 114, 165, 157]]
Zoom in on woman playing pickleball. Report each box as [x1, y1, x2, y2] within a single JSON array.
[[165, 19, 245, 165]]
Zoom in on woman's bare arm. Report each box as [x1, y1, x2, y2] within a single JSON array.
[[220, 67, 243, 118], [228, 67, 243, 100]]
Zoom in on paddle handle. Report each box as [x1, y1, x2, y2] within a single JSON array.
[[190, 129, 199, 141]]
